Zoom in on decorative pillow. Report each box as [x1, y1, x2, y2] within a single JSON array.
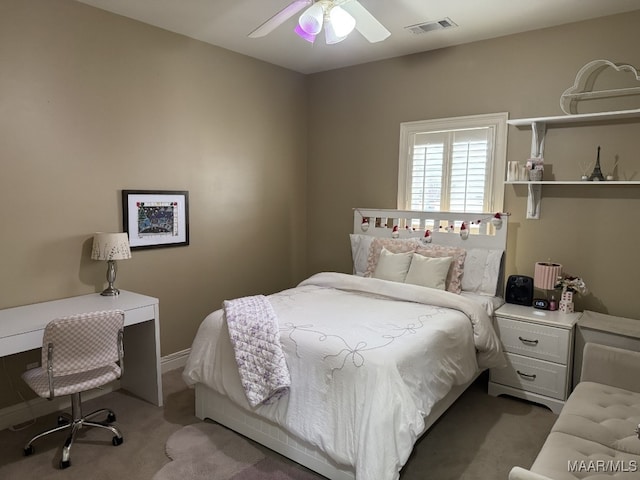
[[349, 234, 375, 276], [404, 254, 453, 290], [364, 237, 419, 277], [372, 248, 413, 283], [415, 245, 467, 294], [461, 248, 504, 296]]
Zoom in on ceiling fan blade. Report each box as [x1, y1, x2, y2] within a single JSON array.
[[248, 0, 313, 38], [341, 0, 390, 43]]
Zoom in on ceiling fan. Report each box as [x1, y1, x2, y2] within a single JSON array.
[[248, 0, 390, 45]]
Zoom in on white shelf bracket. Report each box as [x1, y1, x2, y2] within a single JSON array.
[[527, 183, 541, 219], [531, 121, 546, 158]]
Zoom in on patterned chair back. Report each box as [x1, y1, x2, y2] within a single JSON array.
[[42, 310, 125, 376]]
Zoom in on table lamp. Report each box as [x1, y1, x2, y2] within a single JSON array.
[[91, 232, 131, 296], [533, 261, 562, 310]]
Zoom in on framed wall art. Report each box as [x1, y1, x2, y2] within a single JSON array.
[[122, 190, 189, 250]]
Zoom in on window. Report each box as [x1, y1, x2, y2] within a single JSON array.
[[398, 113, 508, 214]]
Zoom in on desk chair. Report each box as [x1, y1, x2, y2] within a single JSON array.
[[21, 310, 125, 469]]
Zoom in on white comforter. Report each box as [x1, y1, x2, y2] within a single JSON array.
[[183, 272, 505, 480]]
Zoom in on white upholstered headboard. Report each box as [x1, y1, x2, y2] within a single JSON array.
[[353, 208, 508, 251]]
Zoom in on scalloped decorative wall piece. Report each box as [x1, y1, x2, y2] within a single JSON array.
[[560, 59, 640, 115]]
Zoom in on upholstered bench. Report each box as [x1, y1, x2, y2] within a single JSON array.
[[509, 343, 640, 480]]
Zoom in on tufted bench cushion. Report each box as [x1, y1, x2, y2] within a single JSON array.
[[510, 344, 640, 480], [529, 382, 640, 479]]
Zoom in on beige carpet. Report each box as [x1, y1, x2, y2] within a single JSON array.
[[0, 370, 556, 479]]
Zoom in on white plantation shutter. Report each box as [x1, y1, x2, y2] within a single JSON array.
[[398, 114, 507, 214], [410, 138, 444, 211], [450, 128, 492, 212]]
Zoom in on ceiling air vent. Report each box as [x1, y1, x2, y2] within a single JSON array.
[[405, 17, 458, 35]]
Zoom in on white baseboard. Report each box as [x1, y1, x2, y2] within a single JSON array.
[[0, 348, 191, 433], [161, 348, 190, 373]]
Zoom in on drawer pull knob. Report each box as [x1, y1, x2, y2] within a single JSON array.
[[517, 370, 537, 380], [518, 336, 539, 346]]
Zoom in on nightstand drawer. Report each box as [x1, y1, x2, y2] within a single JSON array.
[[495, 317, 570, 364], [490, 353, 567, 400]]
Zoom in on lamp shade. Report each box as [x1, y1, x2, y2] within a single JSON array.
[[91, 233, 131, 261], [329, 6, 356, 38], [298, 2, 324, 35], [534, 262, 562, 290]]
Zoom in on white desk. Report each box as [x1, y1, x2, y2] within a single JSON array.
[[0, 290, 163, 407]]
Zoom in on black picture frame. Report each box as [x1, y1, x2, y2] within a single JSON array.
[[122, 190, 190, 250]]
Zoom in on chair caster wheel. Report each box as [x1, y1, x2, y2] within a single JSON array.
[[112, 436, 123, 446], [60, 459, 71, 469], [57, 415, 69, 426], [24, 445, 34, 456], [107, 412, 116, 423]]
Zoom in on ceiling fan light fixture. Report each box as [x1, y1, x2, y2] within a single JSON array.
[[324, 20, 347, 44], [298, 2, 324, 35], [294, 24, 317, 43], [328, 5, 356, 38]]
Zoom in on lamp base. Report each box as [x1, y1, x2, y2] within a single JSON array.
[[100, 286, 120, 296], [101, 260, 120, 296]]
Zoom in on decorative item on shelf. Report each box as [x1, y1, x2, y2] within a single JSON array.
[[361, 217, 369, 231], [422, 229, 432, 244], [588, 146, 605, 181], [555, 275, 588, 314], [519, 165, 528, 181], [507, 161, 520, 182], [578, 158, 592, 181], [533, 261, 563, 310], [526, 157, 544, 181], [560, 59, 640, 115], [91, 232, 131, 296], [460, 222, 469, 239], [391, 225, 399, 238], [605, 156, 619, 181]]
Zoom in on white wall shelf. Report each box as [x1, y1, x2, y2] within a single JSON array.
[[506, 180, 640, 185], [507, 108, 640, 127], [507, 109, 640, 219]]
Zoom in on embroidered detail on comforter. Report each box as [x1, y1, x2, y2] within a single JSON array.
[[223, 295, 291, 407]]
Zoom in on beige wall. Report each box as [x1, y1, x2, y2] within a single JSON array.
[[307, 11, 640, 318], [0, 0, 307, 408]]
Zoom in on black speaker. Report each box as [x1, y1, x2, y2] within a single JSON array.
[[505, 275, 534, 306]]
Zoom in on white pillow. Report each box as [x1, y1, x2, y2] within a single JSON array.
[[349, 234, 375, 276], [404, 254, 453, 290], [372, 248, 413, 283], [461, 248, 504, 295], [363, 237, 420, 277]]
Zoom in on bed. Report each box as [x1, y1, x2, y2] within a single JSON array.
[[183, 208, 509, 480]]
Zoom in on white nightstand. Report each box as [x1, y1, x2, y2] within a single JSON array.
[[488, 303, 582, 414]]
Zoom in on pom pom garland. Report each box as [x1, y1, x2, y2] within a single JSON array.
[[354, 209, 509, 236], [460, 222, 469, 239]]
